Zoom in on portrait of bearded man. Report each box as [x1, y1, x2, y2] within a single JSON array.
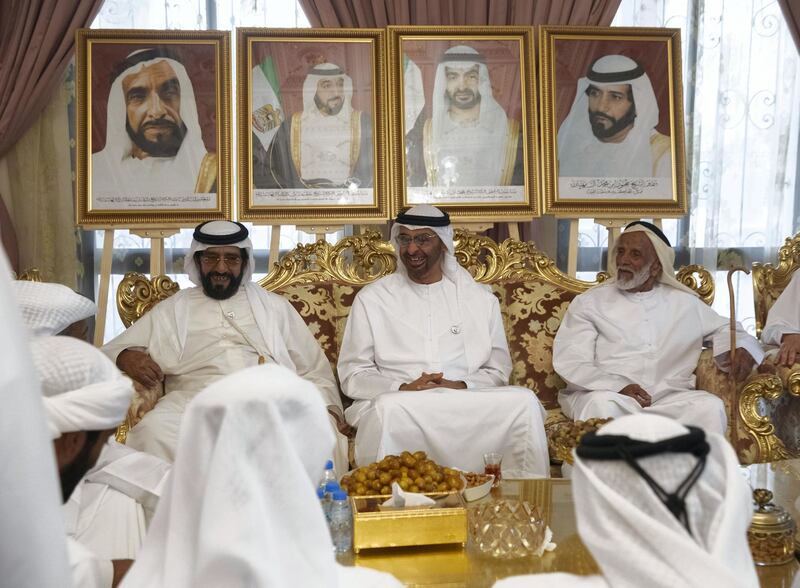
[[91, 47, 217, 207], [405, 45, 525, 190], [557, 54, 672, 179]]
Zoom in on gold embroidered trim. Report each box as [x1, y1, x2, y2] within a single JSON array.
[[194, 153, 218, 193], [500, 119, 520, 186], [649, 132, 671, 176], [350, 112, 361, 174], [290, 112, 302, 174], [422, 118, 436, 186]]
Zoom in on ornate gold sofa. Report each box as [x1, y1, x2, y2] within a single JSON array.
[[749, 231, 800, 461], [115, 230, 771, 464]]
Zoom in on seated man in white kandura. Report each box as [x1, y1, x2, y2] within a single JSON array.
[[337, 204, 549, 478], [553, 221, 762, 435], [102, 220, 348, 472]]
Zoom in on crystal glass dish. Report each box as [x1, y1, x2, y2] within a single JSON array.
[[468, 499, 546, 559]]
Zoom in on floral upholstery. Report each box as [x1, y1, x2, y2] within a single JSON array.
[[274, 283, 340, 368], [494, 279, 577, 409]]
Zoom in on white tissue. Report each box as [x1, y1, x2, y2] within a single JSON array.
[[536, 526, 557, 556], [381, 482, 436, 508]]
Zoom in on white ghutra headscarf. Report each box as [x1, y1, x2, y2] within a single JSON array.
[[0, 253, 71, 588], [12, 280, 96, 337], [184, 220, 254, 286], [557, 55, 662, 178], [429, 45, 510, 187], [390, 204, 468, 284], [606, 220, 698, 297], [30, 336, 134, 439], [120, 364, 400, 587], [298, 62, 355, 184]]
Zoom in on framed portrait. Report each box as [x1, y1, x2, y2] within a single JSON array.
[[387, 26, 539, 220], [75, 29, 231, 226], [539, 26, 687, 217], [237, 28, 388, 223]]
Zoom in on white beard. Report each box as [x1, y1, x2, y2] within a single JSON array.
[[615, 261, 654, 291]]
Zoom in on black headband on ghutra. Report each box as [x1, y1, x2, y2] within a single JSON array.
[[193, 221, 249, 245], [395, 210, 451, 227], [624, 220, 671, 247], [577, 426, 710, 537]]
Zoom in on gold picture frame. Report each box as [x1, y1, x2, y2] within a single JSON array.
[[75, 29, 232, 227], [539, 26, 687, 217], [237, 28, 389, 224], [387, 26, 540, 220]]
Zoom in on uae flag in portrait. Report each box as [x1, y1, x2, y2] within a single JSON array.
[[252, 56, 284, 151]]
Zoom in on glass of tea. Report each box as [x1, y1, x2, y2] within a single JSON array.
[[483, 452, 503, 487]]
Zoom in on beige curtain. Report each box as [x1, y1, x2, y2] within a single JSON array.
[[0, 76, 77, 286], [0, 0, 104, 270]]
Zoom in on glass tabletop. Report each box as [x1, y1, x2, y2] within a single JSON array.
[[343, 472, 800, 587]]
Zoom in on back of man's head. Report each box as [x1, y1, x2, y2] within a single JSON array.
[[572, 414, 757, 588], [30, 337, 133, 500], [12, 280, 96, 339]]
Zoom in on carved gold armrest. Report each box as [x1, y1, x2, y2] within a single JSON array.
[[675, 264, 715, 305], [738, 374, 792, 463], [117, 272, 180, 327], [788, 371, 800, 397], [765, 361, 800, 397]]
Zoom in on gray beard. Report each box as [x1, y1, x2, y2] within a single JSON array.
[[615, 262, 654, 291]]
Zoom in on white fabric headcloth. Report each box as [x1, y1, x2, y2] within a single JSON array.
[[30, 336, 133, 439], [301, 62, 353, 118], [571, 414, 758, 588], [607, 222, 697, 296], [0, 253, 72, 586], [429, 45, 509, 187], [391, 204, 467, 283], [12, 281, 96, 337], [120, 363, 400, 588], [184, 220, 254, 286]]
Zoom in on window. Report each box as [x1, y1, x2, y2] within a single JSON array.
[[569, 0, 800, 333]]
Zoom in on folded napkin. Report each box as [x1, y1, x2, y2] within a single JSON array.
[[537, 526, 557, 556], [381, 482, 436, 509]]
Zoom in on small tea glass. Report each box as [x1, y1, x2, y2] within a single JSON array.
[[483, 452, 503, 487]]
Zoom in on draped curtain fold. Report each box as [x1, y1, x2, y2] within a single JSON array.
[[0, 0, 104, 271], [299, 0, 621, 27], [778, 0, 800, 50]]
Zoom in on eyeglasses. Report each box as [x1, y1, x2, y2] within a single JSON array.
[[200, 253, 242, 267], [396, 234, 437, 247]]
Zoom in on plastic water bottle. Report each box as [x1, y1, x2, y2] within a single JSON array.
[[329, 489, 353, 554], [318, 460, 337, 492], [317, 486, 331, 523]]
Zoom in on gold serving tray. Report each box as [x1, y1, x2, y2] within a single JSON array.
[[351, 492, 468, 553]]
